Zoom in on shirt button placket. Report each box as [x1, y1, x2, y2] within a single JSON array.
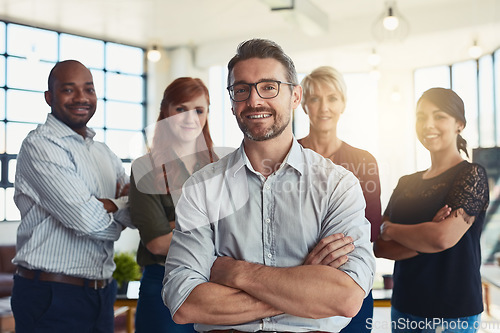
[[263, 180, 274, 266]]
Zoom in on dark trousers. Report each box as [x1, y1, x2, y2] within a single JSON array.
[[11, 274, 117, 333], [135, 264, 196, 333], [340, 290, 374, 333]]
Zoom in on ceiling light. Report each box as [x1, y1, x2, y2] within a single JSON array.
[[147, 45, 161, 63], [468, 40, 483, 59], [372, 1, 409, 43], [383, 7, 399, 31], [261, 0, 328, 36]]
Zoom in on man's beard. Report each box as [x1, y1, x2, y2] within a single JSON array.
[[236, 106, 290, 142]]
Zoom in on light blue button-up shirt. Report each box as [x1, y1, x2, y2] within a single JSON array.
[[13, 114, 130, 279], [164, 139, 375, 332]]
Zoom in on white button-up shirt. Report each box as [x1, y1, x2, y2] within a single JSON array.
[[164, 139, 375, 332]]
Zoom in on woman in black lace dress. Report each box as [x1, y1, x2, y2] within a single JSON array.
[[374, 88, 489, 333]]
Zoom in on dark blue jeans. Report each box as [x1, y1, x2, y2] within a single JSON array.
[[340, 290, 374, 333], [135, 264, 196, 333], [391, 307, 481, 332], [11, 273, 117, 333]]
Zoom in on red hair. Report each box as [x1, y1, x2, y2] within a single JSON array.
[[151, 77, 217, 194], [157, 77, 214, 152]]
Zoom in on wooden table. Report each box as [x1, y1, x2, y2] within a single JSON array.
[[372, 288, 392, 307], [0, 297, 14, 333], [115, 296, 138, 333], [480, 264, 500, 315]]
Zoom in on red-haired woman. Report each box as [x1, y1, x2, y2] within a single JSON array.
[[129, 77, 216, 333]]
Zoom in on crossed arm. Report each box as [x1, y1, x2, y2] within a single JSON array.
[[374, 205, 474, 260], [20, 138, 130, 237], [172, 233, 363, 325]]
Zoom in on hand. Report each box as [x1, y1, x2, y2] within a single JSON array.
[[379, 221, 392, 241], [97, 198, 118, 213], [210, 256, 239, 287], [432, 205, 451, 222], [116, 182, 130, 198], [303, 233, 354, 268], [169, 221, 176, 230]]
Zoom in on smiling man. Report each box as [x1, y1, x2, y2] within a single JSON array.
[[163, 39, 375, 333], [11, 60, 131, 333]]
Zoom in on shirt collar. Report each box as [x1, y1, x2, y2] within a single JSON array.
[[45, 113, 96, 140], [233, 137, 304, 177]]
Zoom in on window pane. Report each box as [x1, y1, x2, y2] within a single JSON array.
[[0, 188, 4, 221], [451, 60, 478, 149], [105, 130, 136, 159], [106, 73, 143, 103], [414, 66, 450, 99], [495, 50, 500, 146], [106, 43, 144, 75], [93, 128, 105, 142], [0, 56, 5, 87], [87, 99, 105, 129], [478, 55, 495, 147], [6, 90, 47, 123], [122, 162, 132, 177], [59, 34, 104, 69], [90, 69, 105, 99], [0, 122, 4, 154], [128, 131, 148, 158], [6, 57, 54, 91], [7, 24, 58, 61], [5, 188, 20, 221], [0, 22, 5, 54], [208, 65, 241, 148], [340, 73, 379, 156], [106, 101, 143, 130], [0, 88, 4, 120], [8, 159, 16, 184], [6, 122, 38, 154]]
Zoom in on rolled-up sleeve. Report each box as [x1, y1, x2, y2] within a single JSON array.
[[323, 171, 375, 296], [162, 176, 216, 315]]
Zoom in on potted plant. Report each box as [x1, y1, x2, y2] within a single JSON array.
[[113, 251, 142, 295]]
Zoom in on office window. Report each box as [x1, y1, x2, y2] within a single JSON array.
[[0, 21, 146, 222], [478, 55, 495, 147], [59, 34, 105, 69], [414, 65, 451, 99], [0, 56, 5, 88], [495, 49, 500, 145], [7, 24, 58, 61], [452, 60, 479, 148], [208, 65, 242, 148]]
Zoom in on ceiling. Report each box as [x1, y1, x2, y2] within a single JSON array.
[[1, 0, 499, 72]]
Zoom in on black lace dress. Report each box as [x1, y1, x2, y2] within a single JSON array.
[[384, 161, 489, 318]]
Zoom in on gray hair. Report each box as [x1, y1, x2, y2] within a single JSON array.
[[227, 39, 298, 89], [301, 66, 347, 109]]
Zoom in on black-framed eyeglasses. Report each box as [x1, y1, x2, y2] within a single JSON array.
[[227, 80, 296, 102]]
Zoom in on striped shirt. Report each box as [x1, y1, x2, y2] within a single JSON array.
[[13, 114, 130, 279]]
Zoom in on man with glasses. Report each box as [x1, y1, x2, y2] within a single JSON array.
[[163, 39, 375, 333]]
